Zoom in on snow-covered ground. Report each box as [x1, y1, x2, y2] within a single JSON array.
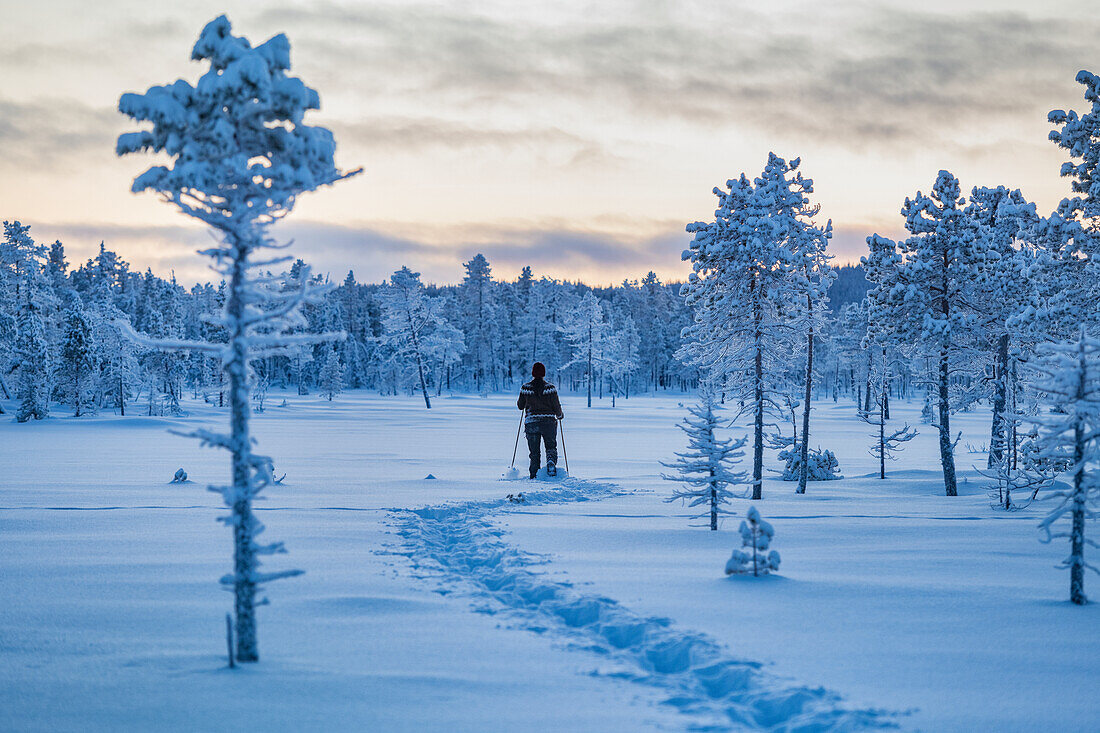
[[1, 392, 1097, 731]]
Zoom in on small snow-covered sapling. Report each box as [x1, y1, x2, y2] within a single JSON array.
[[725, 507, 780, 577], [662, 393, 748, 530], [171, 468, 188, 483]]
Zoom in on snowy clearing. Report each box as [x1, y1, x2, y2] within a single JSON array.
[[1, 392, 1098, 731]]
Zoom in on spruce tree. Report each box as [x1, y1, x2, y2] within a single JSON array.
[[14, 303, 50, 422], [662, 393, 748, 530], [319, 345, 344, 401], [60, 304, 95, 416]]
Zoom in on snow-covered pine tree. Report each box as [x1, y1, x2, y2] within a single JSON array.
[[520, 279, 553, 366], [0, 310, 14, 413], [116, 15, 358, 662], [679, 153, 819, 499], [1023, 331, 1100, 604], [1047, 71, 1100, 335], [863, 171, 982, 496], [460, 254, 497, 392], [965, 186, 1039, 469], [318, 345, 344, 401], [379, 266, 437, 409], [15, 302, 50, 422], [724, 506, 780, 576], [662, 393, 748, 530], [59, 302, 96, 416], [788, 211, 836, 494]]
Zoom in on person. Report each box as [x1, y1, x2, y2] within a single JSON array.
[[517, 362, 564, 479]]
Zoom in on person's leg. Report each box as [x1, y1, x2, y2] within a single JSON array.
[[543, 420, 559, 470], [526, 424, 541, 478]]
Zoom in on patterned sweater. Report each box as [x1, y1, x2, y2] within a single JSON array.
[[517, 378, 564, 422]]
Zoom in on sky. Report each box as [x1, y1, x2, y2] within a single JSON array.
[[2, 0, 1098, 286]]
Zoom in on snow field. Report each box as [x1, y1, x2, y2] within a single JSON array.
[[397, 478, 893, 730], [1, 391, 1097, 731]]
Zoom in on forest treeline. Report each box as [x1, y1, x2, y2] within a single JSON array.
[[0, 223, 872, 417]]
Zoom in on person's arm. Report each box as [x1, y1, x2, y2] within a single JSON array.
[[517, 391, 526, 410], [551, 390, 563, 419]]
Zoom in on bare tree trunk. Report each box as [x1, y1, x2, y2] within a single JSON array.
[[709, 466, 717, 531], [586, 323, 593, 408], [752, 278, 764, 501], [1071, 423, 1086, 604], [988, 333, 1009, 468], [406, 306, 431, 409], [1070, 351, 1087, 604], [879, 379, 887, 480], [797, 312, 814, 494], [863, 349, 873, 413], [227, 237, 259, 662], [938, 344, 958, 497]]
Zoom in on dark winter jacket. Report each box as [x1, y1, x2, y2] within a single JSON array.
[[518, 378, 563, 422]]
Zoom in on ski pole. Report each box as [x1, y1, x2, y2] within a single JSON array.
[[510, 411, 523, 468], [558, 418, 569, 474]]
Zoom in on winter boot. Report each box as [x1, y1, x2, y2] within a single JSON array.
[[547, 463, 557, 477]]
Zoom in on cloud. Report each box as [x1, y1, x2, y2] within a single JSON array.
[[254, 2, 1100, 151], [0, 98, 118, 165], [329, 115, 625, 167], [24, 217, 697, 287]]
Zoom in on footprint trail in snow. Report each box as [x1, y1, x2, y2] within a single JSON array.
[[393, 478, 898, 732]]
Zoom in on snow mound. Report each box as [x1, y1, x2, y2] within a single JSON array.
[[424, 474, 437, 480], [395, 480, 896, 731], [500, 467, 570, 481], [535, 466, 569, 481]]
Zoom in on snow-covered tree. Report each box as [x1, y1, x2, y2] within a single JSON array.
[[724, 506, 780, 577], [662, 393, 748, 530], [116, 15, 358, 661], [963, 187, 1038, 466], [0, 310, 16, 412], [378, 267, 437, 409], [788, 213, 836, 494], [422, 314, 465, 397], [559, 291, 610, 408], [603, 315, 640, 407], [460, 254, 497, 392], [59, 303, 96, 416], [1047, 70, 1100, 326], [318, 345, 343, 401], [520, 277, 554, 366], [863, 171, 983, 496], [679, 154, 820, 499], [860, 359, 918, 480], [14, 303, 50, 422], [1023, 331, 1100, 605]]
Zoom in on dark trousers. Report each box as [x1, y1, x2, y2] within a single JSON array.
[[525, 418, 558, 476]]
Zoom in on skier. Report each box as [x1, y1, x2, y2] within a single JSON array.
[[517, 362, 564, 479]]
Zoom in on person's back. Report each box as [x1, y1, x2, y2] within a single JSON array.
[[517, 363, 563, 478]]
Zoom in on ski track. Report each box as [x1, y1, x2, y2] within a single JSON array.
[[392, 478, 899, 732]]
